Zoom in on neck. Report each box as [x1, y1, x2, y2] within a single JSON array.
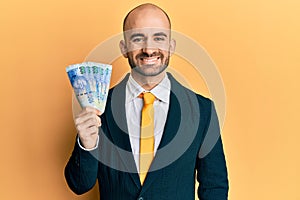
[[131, 70, 166, 91]]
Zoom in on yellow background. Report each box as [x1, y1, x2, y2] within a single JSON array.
[[1, 0, 299, 199]]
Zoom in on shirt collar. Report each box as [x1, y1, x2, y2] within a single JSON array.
[[126, 73, 171, 103]]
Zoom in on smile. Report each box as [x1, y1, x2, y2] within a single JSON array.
[[140, 57, 160, 65]]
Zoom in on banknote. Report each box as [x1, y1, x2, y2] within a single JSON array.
[[66, 62, 112, 113]]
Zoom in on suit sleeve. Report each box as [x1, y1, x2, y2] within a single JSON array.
[[64, 136, 99, 195], [196, 101, 229, 200]]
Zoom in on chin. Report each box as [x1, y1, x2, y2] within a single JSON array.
[[133, 65, 167, 77]]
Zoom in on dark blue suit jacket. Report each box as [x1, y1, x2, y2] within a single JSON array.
[[65, 73, 229, 200]]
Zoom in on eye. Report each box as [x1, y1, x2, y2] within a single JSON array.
[[131, 37, 144, 43], [153, 36, 167, 42]]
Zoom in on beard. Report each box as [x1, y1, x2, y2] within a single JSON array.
[[127, 51, 170, 77]]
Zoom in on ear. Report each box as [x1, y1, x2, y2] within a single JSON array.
[[119, 40, 128, 58], [170, 38, 176, 55]]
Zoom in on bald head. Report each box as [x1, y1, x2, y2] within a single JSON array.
[[123, 3, 171, 31]]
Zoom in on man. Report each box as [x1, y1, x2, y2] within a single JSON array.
[[65, 3, 229, 200]]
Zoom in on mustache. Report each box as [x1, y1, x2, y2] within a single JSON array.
[[136, 52, 164, 60]]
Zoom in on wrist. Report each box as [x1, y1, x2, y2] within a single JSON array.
[[77, 135, 99, 151]]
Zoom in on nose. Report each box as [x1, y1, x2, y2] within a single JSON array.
[[142, 39, 157, 56], [142, 47, 156, 56]]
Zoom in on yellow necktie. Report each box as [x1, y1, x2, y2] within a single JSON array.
[[139, 92, 155, 185]]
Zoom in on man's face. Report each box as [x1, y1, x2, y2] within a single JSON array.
[[120, 8, 175, 77], [124, 28, 172, 76]]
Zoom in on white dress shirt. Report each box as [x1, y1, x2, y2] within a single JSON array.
[[125, 74, 170, 172]]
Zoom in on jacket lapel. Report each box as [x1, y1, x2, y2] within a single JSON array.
[[105, 74, 141, 188]]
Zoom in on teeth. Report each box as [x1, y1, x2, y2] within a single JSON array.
[[141, 57, 159, 63], [144, 58, 156, 61], [141, 57, 158, 65]]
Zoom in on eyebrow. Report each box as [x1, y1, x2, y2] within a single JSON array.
[[153, 32, 168, 37], [129, 32, 168, 40]]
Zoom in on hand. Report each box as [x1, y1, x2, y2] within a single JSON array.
[[74, 106, 101, 149]]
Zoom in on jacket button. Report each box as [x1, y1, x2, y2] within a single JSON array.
[[138, 197, 143, 200]]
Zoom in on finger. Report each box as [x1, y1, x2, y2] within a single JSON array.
[[77, 106, 100, 117], [78, 126, 99, 142], [75, 111, 100, 125], [96, 116, 101, 127], [87, 125, 99, 135], [76, 117, 100, 132], [83, 106, 101, 115], [83, 125, 99, 136]]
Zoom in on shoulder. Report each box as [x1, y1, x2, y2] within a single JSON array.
[[168, 72, 212, 109], [107, 73, 130, 100]]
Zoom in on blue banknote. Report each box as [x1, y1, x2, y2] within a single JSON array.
[[66, 62, 112, 113]]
